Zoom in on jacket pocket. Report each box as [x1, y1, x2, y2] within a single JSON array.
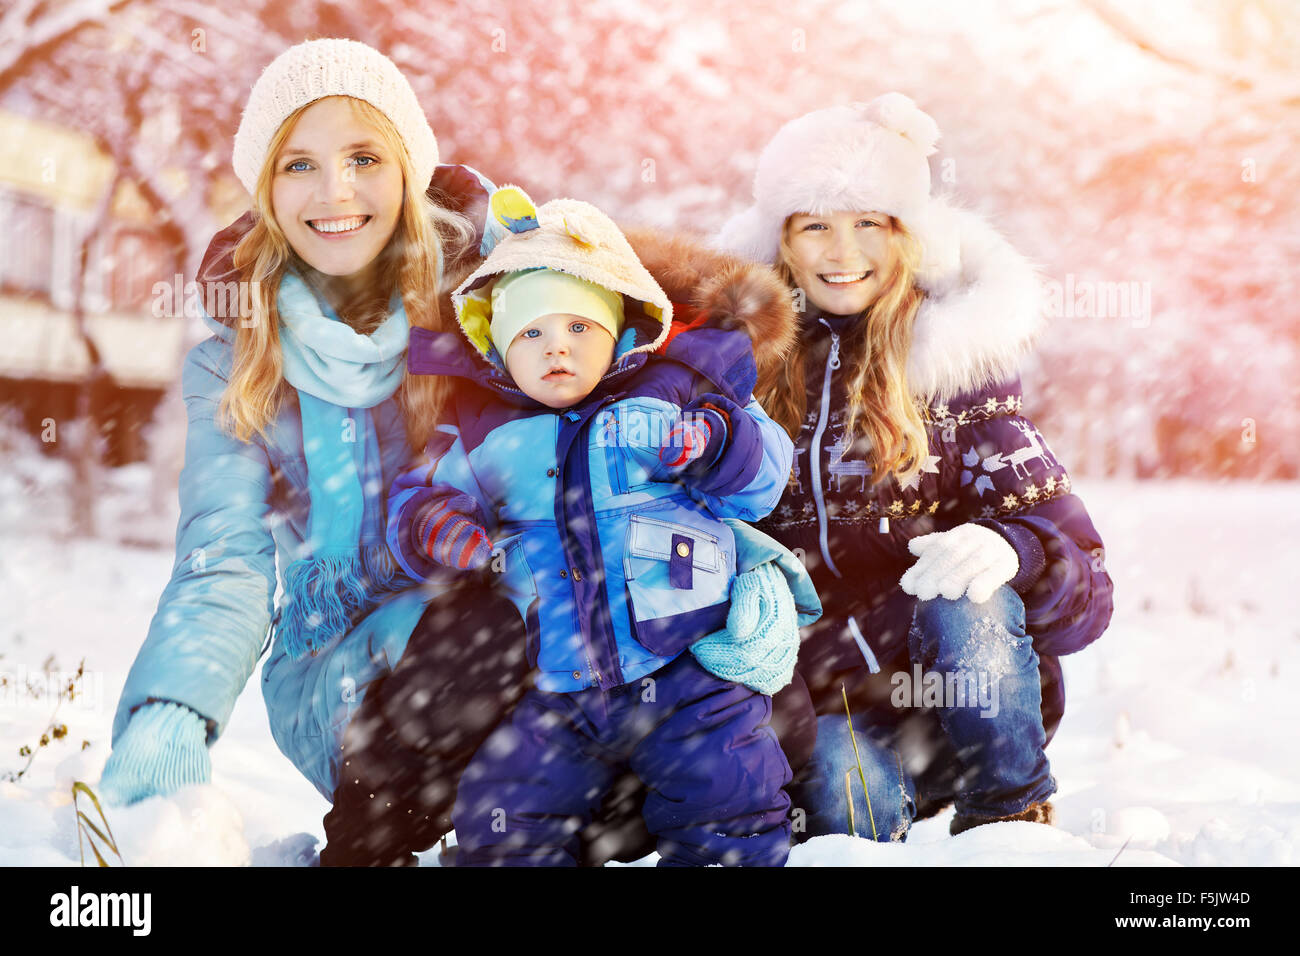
[[599, 408, 660, 496], [622, 513, 733, 657], [605, 443, 630, 496], [494, 533, 541, 667]]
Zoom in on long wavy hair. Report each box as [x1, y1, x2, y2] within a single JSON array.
[[758, 214, 929, 487], [219, 96, 473, 451]]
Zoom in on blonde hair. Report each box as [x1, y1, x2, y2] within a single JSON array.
[[758, 215, 929, 487], [219, 96, 472, 450]]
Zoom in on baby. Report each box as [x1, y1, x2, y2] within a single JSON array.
[[387, 191, 796, 866]]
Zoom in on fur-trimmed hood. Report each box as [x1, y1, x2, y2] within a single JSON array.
[[904, 197, 1045, 402], [623, 226, 797, 399], [717, 195, 1044, 404]]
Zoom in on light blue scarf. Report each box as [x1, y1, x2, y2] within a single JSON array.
[[275, 270, 412, 660]]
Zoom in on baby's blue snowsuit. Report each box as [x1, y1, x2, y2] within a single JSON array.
[[387, 284, 797, 865]]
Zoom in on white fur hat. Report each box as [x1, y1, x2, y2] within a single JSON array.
[[231, 38, 439, 195], [716, 92, 940, 266]]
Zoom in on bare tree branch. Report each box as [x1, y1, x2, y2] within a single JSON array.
[[0, 0, 133, 92], [1080, 0, 1300, 106]]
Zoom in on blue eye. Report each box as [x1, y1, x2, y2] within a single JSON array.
[[521, 328, 541, 339], [857, 219, 881, 228], [569, 321, 588, 333], [349, 155, 378, 168], [802, 222, 826, 231], [285, 159, 311, 173]]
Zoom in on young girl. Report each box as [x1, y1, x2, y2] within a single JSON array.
[[717, 93, 1114, 839], [94, 38, 525, 866]]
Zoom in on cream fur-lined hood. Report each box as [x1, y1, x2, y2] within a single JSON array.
[[452, 191, 672, 368]]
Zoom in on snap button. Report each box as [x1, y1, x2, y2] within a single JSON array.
[[546, 468, 556, 477], [572, 670, 582, 681], [559, 569, 568, 579], [675, 542, 690, 557]]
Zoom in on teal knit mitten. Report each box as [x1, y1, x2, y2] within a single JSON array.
[[691, 561, 799, 695], [97, 701, 211, 807]]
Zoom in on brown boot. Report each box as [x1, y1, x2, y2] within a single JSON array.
[[950, 800, 1055, 836]]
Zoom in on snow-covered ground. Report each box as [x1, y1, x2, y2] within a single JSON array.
[[2, 460, 1297, 866]]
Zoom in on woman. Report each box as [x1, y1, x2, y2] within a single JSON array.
[[98, 38, 815, 867], [95, 38, 526, 864], [716, 93, 1114, 840]]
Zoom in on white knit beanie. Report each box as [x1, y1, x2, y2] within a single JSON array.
[[716, 92, 940, 265], [231, 38, 439, 195]]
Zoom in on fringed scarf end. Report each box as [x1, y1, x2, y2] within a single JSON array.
[[277, 547, 409, 660]]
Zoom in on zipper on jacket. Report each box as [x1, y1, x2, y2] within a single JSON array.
[[557, 397, 620, 689], [810, 320, 843, 578]]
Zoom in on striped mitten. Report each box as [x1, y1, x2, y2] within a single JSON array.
[[414, 495, 493, 570], [658, 407, 728, 472]]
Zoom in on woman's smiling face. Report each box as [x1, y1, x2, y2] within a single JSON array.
[[270, 96, 404, 296], [783, 210, 894, 316]]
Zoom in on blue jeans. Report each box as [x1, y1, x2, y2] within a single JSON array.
[[792, 585, 1056, 841]]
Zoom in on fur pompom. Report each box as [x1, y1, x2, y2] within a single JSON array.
[[857, 92, 940, 156]]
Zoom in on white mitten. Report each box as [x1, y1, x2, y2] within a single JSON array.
[[898, 523, 1019, 604]]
